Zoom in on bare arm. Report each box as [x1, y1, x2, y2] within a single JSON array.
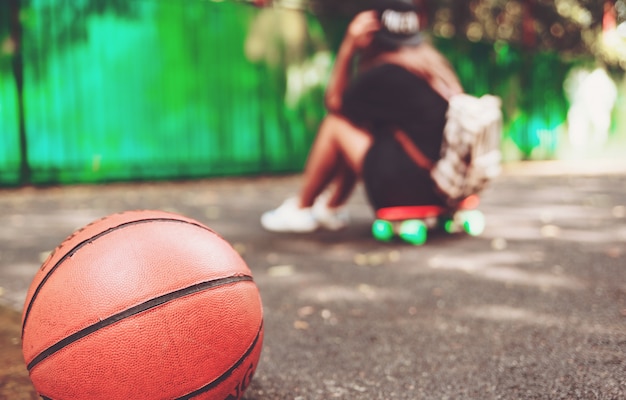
[[416, 43, 463, 100], [325, 11, 380, 113]]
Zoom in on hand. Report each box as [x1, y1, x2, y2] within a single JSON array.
[[345, 11, 380, 51]]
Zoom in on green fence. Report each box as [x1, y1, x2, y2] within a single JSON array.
[[2, 0, 328, 185], [0, 1, 624, 186]]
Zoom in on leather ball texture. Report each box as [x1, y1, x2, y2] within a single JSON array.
[[21, 210, 264, 400]]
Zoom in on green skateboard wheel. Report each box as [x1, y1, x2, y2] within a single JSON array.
[[442, 217, 457, 234], [372, 219, 394, 242], [461, 210, 485, 236], [398, 219, 427, 245]]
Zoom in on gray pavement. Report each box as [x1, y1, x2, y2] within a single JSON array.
[[1, 161, 625, 399]]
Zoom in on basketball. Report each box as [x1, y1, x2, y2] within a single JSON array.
[[21, 210, 264, 400]]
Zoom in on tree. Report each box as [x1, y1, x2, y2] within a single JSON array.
[[250, 0, 624, 67]]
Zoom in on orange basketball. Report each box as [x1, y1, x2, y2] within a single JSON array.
[[21, 210, 263, 400]]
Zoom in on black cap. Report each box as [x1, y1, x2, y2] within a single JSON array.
[[373, 0, 423, 49]]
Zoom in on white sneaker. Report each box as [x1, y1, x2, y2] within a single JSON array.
[[313, 194, 350, 231], [261, 197, 319, 233]]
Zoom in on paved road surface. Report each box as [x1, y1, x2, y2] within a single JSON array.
[[0, 161, 624, 399]]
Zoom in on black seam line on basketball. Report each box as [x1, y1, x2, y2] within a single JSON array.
[[26, 274, 253, 372], [21, 217, 216, 339], [36, 322, 263, 400], [176, 319, 264, 400]]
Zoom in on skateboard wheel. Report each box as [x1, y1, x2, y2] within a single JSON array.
[[462, 210, 485, 236], [398, 219, 427, 245], [442, 218, 458, 234], [372, 219, 394, 242]]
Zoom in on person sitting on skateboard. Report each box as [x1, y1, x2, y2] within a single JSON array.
[[261, 0, 463, 232]]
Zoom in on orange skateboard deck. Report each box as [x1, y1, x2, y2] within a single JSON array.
[[371, 195, 484, 245]]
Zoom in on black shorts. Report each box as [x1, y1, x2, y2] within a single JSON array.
[[362, 134, 445, 211]]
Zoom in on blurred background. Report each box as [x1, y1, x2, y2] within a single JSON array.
[[1, 0, 625, 187]]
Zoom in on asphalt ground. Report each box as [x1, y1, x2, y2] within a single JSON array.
[[0, 160, 625, 400]]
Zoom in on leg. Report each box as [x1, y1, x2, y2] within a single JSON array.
[[260, 114, 370, 233], [298, 113, 372, 208], [325, 161, 358, 208]]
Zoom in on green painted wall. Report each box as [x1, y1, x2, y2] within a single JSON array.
[[0, 1, 21, 185], [3, 0, 328, 185]]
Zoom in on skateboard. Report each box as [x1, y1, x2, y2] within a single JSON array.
[[371, 195, 485, 245]]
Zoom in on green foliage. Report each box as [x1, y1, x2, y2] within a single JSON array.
[[435, 35, 581, 160]]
